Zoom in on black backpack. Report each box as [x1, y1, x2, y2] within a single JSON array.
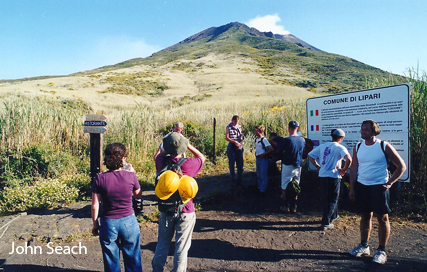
[[155, 157, 188, 213], [356, 140, 397, 176]]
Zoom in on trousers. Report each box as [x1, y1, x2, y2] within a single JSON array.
[[99, 214, 142, 272], [226, 143, 243, 180], [256, 157, 269, 192], [319, 177, 340, 225], [152, 212, 196, 272]]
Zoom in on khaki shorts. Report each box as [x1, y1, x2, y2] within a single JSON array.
[[281, 164, 301, 190]]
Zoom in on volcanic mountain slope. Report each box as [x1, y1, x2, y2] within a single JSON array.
[[1, 22, 406, 112], [154, 22, 322, 55], [97, 21, 405, 94]]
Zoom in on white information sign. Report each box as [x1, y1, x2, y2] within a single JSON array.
[[306, 83, 410, 181]]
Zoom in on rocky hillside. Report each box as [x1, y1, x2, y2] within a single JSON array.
[[154, 22, 322, 55]]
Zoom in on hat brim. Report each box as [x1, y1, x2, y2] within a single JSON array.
[[155, 184, 176, 200], [180, 197, 191, 204]]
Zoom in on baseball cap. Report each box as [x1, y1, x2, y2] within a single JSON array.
[[331, 129, 346, 137], [288, 121, 299, 129], [163, 132, 188, 156]]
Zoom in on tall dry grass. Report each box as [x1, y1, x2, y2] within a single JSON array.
[[0, 93, 307, 189], [365, 69, 427, 217], [0, 96, 87, 154], [405, 69, 427, 216]]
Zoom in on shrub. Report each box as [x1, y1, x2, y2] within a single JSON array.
[[0, 179, 79, 214], [0, 145, 90, 185], [1, 146, 49, 181], [59, 174, 92, 200], [159, 121, 226, 159]]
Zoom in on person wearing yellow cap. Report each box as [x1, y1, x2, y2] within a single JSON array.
[[152, 132, 205, 272]]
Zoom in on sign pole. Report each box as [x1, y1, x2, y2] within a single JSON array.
[[213, 117, 217, 164], [90, 133, 103, 184], [85, 114, 108, 185]]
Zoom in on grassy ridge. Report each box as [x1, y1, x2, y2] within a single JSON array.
[[97, 30, 406, 95]]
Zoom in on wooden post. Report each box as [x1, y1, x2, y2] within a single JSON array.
[[90, 133, 103, 184], [85, 114, 107, 185], [213, 117, 216, 164]]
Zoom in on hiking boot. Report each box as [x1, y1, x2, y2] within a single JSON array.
[[372, 249, 387, 264], [321, 223, 334, 230], [349, 244, 370, 257]]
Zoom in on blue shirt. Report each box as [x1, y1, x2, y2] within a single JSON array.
[[278, 135, 306, 167]]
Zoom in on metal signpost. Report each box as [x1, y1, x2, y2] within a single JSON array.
[[84, 114, 108, 183], [306, 83, 411, 182]]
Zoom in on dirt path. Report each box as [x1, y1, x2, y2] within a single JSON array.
[[1, 174, 426, 271]]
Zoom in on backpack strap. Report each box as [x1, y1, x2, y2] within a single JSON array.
[[165, 157, 188, 177], [177, 202, 187, 213], [176, 157, 188, 168], [356, 140, 389, 164], [170, 157, 188, 213], [255, 137, 266, 149], [380, 140, 391, 164]]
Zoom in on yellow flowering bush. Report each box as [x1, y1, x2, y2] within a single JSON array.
[[0, 179, 79, 214], [269, 105, 287, 112], [59, 174, 92, 200]]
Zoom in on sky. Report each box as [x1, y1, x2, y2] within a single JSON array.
[[1, 0, 426, 80]]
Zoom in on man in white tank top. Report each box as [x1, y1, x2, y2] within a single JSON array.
[[348, 120, 406, 264]]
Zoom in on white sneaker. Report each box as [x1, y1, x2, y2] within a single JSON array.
[[321, 223, 334, 230], [331, 215, 340, 223], [372, 249, 387, 264], [349, 244, 370, 257]]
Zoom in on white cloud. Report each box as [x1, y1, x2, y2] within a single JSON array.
[[246, 14, 290, 35]]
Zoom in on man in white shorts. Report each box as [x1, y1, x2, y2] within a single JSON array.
[[277, 121, 305, 213]]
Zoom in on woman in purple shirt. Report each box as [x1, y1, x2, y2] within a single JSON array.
[[92, 143, 143, 272]]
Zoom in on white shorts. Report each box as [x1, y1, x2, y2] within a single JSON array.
[[281, 164, 301, 190]]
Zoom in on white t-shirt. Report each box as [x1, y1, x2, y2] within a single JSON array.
[[255, 137, 271, 156], [308, 141, 349, 178]]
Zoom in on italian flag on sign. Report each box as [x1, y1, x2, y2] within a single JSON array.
[[310, 110, 319, 116]]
